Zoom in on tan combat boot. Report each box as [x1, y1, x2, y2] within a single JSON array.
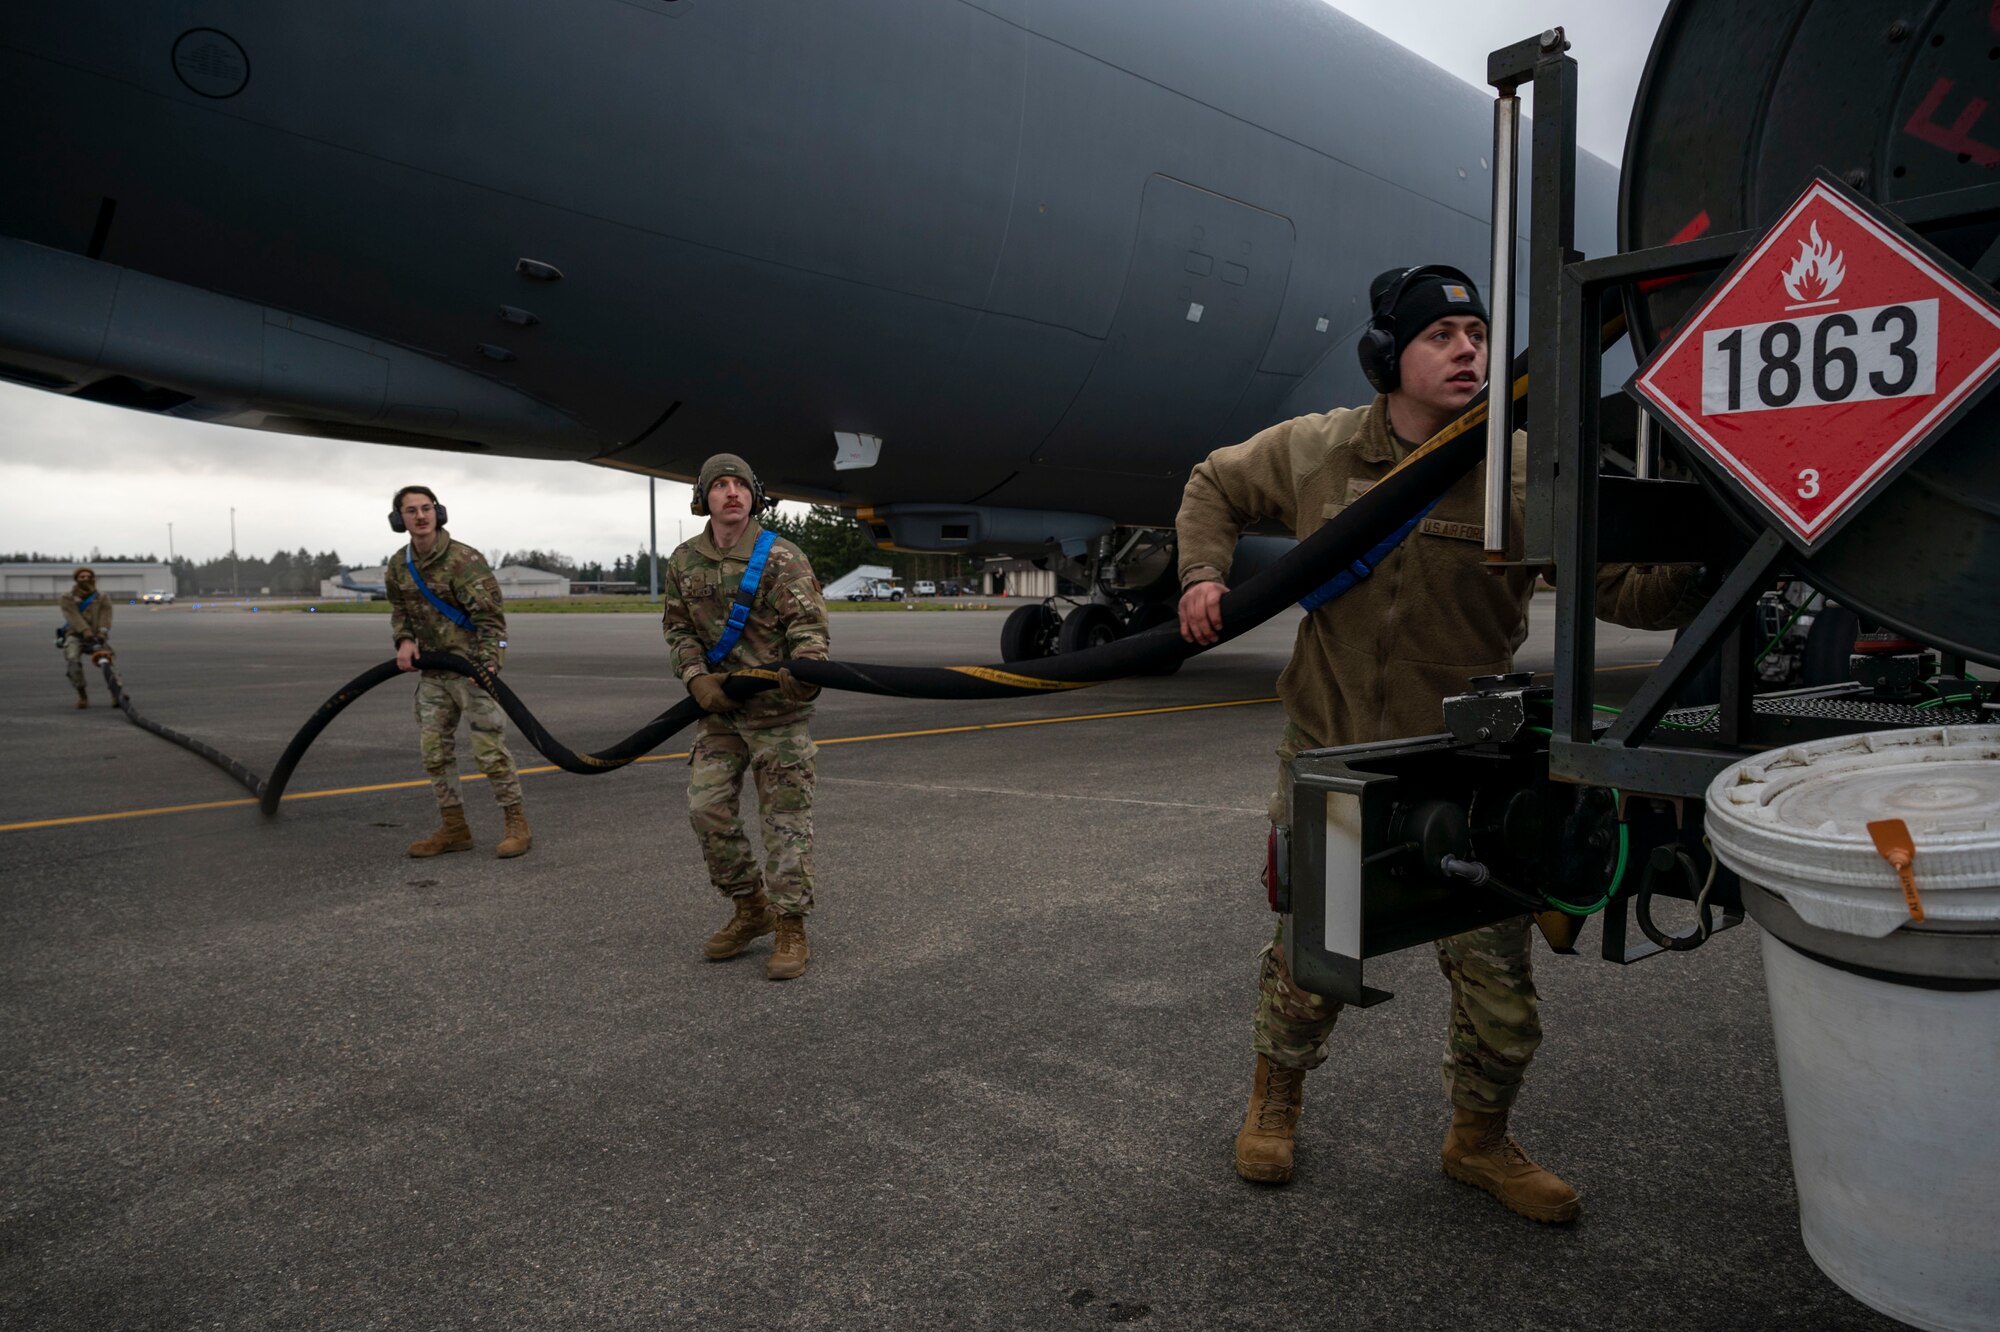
[[407, 805, 473, 858], [75, 688, 89, 709], [704, 891, 777, 960], [1441, 1108, 1581, 1222], [495, 804, 532, 859], [1234, 1054, 1306, 1184], [766, 914, 809, 980]]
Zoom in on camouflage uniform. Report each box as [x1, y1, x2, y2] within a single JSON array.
[[385, 531, 523, 811], [1178, 396, 1703, 1113], [662, 520, 830, 916], [58, 582, 114, 692], [1258, 725, 1538, 1114]]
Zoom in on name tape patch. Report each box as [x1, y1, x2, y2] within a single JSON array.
[[1419, 517, 1483, 542]]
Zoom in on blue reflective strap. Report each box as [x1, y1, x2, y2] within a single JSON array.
[[1297, 497, 1443, 613], [705, 529, 779, 668], [77, 593, 95, 611], [405, 546, 474, 630]]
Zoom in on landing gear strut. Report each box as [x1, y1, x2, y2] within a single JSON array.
[[992, 527, 1188, 667]]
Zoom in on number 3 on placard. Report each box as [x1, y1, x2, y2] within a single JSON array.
[[1797, 468, 1821, 499]]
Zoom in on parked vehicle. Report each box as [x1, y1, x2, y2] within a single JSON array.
[[912, 580, 937, 597], [140, 589, 176, 604], [850, 578, 905, 602]]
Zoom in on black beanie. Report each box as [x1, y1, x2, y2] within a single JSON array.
[[1370, 266, 1489, 362]]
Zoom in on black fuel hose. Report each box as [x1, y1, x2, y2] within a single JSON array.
[[256, 655, 697, 814], [94, 653, 267, 795], [100, 351, 1541, 818]]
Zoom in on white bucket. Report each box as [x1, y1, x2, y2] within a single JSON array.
[[1706, 726, 2000, 1332]]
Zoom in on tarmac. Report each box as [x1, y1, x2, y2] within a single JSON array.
[[0, 600, 1902, 1331]]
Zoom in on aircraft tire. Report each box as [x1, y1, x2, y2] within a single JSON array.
[[1000, 604, 1060, 663], [1058, 604, 1122, 655]]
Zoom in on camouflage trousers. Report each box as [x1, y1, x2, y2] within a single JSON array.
[[61, 634, 89, 691], [414, 676, 523, 810], [687, 717, 816, 917], [1254, 722, 1542, 1114]]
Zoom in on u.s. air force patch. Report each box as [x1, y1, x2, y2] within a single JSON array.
[[1419, 516, 1483, 541]]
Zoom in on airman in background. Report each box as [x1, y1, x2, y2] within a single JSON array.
[[384, 485, 532, 860], [663, 454, 830, 980], [58, 567, 113, 708], [1177, 265, 1705, 1221]]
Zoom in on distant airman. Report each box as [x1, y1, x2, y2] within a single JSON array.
[[58, 567, 113, 708], [384, 485, 532, 860]]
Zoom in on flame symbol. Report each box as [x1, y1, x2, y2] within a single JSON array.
[[1782, 222, 1845, 304]]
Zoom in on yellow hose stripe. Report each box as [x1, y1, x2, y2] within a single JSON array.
[[943, 666, 1092, 690], [1388, 367, 1534, 477]]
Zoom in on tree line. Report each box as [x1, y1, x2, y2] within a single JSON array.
[[765, 507, 977, 587], [498, 507, 974, 591], [9, 504, 979, 599], [3, 549, 349, 595]]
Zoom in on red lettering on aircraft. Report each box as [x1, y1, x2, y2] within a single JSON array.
[[1637, 210, 1713, 293], [1903, 77, 2000, 168]]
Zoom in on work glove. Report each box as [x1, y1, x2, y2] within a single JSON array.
[[688, 673, 740, 712], [776, 667, 820, 703]]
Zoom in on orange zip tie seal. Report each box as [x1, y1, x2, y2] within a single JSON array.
[[1866, 819, 1926, 923]]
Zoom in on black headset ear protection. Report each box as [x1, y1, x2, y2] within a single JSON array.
[[689, 474, 767, 517], [388, 493, 448, 533], [1356, 264, 1480, 394]]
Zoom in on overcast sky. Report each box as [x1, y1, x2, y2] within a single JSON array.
[[0, 0, 1671, 569]]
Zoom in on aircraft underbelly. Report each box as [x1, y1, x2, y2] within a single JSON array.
[[0, 0, 1622, 537], [1030, 176, 1296, 483]]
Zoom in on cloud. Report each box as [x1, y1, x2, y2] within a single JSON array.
[[0, 381, 697, 565], [1321, 0, 1672, 163]]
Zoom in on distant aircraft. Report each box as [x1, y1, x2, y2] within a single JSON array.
[[332, 569, 387, 601], [0, 0, 1618, 655]]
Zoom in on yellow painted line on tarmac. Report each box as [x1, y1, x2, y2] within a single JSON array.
[[0, 696, 1281, 834], [4, 796, 264, 829], [815, 695, 1277, 745]]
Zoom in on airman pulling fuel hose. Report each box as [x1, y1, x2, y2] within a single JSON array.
[[95, 362, 1528, 818]]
